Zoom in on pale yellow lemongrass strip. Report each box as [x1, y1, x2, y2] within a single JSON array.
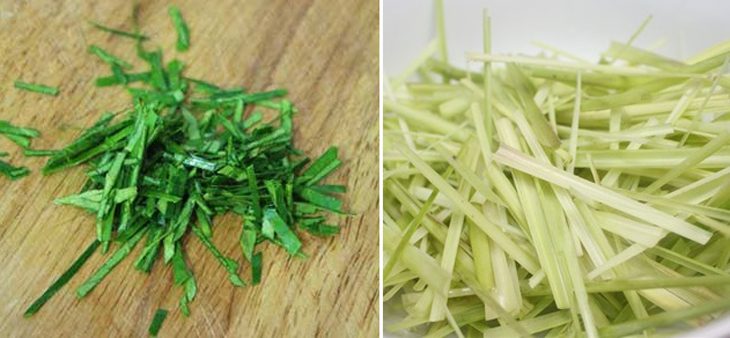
[[411, 187, 453, 208], [385, 100, 468, 142], [528, 270, 546, 289], [576, 96, 730, 124], [481, 311, 572, 337], [678, 57, 730, 147], [686, 39, 730, 65], [665, 83, 701, 124], [395, 142, 540, 273], [608, 109, 622, 152], [384, 225, 450, 292], [567, 72, 582, 173], [466, 52, 704, 78], [608, 15, 653, 64], [514, 109, 604, 272], [435, 0, 448, 65], [547, 90, 558, 133], [644, 132, 730, 193], [430, 151, 471, 322], [397, 117, 418, 151], [514, 116, 607, 331], [675, 119, 730, 137], [470, 217, 495, 293], [438, 97, 470, 118], [493, 145, 712, 244], [422, 121, 471, 152], [434, 143, 506, 208], [555, 123, 674, 142], [471, 103, 493, 164], [593, 211, 667, 247], [531, 41, 593, 64], [495, 117, 571, 308], [489, 203, 523, 313], [384, 150, 442, 163], [575, 147, 730, 169], [559, 203, 599, 338], [587, 244, 651, 280], [391, 40, 439, 89]]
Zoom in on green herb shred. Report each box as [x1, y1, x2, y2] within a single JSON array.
[[168, 6, 190, 52], [24, 241, 100, 317], [14, 80, 59, 96], [24, 5, 347, 322], [0, 120, 41, 179], [90, 21, 149, 41], [147, 308, 169, 336]]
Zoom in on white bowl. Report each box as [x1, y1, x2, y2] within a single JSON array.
[[383, 1, 730, 336]]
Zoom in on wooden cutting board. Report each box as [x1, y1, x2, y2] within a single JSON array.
[[0, 0, 379, 336]]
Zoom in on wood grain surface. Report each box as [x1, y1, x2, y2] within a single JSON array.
[[0, 0, 379, 337]]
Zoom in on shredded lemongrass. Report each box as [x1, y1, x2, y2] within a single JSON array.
[[384, 3, 730, 336]]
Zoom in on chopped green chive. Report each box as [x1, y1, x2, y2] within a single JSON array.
[[192, 226, 246, 287], [0, 161, 29, 180], [14, 80, 59, 96], [24, 241, 99, 317], [88, 44, 133, 69], [23, 149, 57, 157], [0, 120, 42, 179], [262, 208, 302, 255], [251, 252, 263, 285], [76, 228, 147, 298], [23, 5, 347, 326], [90, 21, 148, 41], [147, 308, 168, 336], [168, 6, 190, 52]]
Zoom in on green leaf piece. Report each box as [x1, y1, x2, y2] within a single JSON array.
[[24, 241, 99, 317], [23, 5, 346, 322], [147, 308, 168, 336], [76, 228, 147, 298], [168, 6, 190, 52], [14, 80, 59, 96], [263, 208, 302, 255]]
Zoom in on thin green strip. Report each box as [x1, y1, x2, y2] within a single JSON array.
[[14, 80, 59, 96], [76, 228, 147, 298], [147, 308, 168, 336], [24, 241, 100, 317], [90, 21, 148, 41], [168, 6, 190, 52]]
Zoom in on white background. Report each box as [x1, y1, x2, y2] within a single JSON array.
[[384, 0, 730, 75], [383, 1, 730, 336]]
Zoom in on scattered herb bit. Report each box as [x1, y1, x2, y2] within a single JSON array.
[[90, 21, 148, 41], [168, 6, 190, 52], [147, 308, 169, 337], [23, 149, 57, 157], [0, 159, 30, 180], [88, 44, 134, 69], [384, 3, 730, 337], [251, 252, 262, 285], [14, 80, 59, 96], [0, 121, 40, 140], [24, 241, 99, 317], [96, 71, 150, 87], [25, 5, 346, 325], [0, 120, 41, 179]]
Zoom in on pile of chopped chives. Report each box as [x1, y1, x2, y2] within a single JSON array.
[[23, 5, 346, 327], [384, 3, 730, 337]]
